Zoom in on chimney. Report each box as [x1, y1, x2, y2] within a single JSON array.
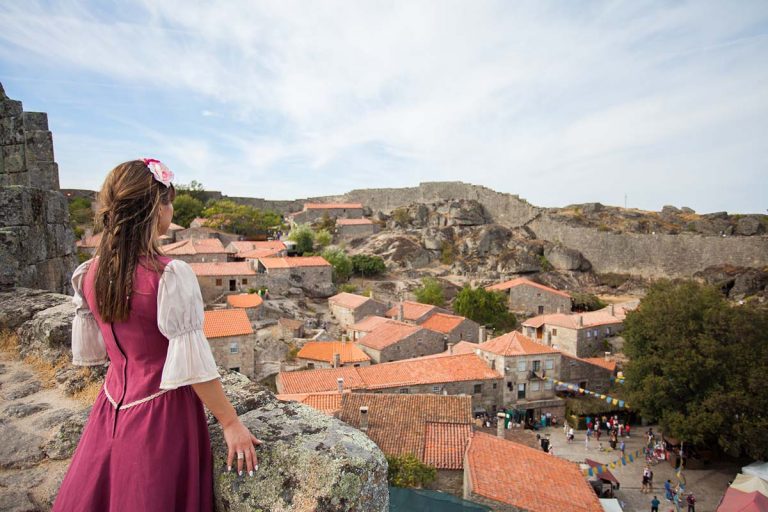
[[448, 343, 455, 355], [397, 303, 404, 322], [337, 377, 344, 394], [604, 351, 611, 361], [360, 406, 369, 431], [333, 353, 341, 368], [478, 326, 486, 343], [578, 315, 583, 327], [610, 304, 615, 316], [497, 412, 506, 438]]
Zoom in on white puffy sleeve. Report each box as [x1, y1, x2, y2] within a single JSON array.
[[71, 259, 108, 366], [157, 259, 220, 390]]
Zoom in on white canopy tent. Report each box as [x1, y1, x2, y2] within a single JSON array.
[[743, 462, 768, 482]]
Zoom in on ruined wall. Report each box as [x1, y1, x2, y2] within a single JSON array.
[[0, 83, 76, 293], [529, 215, 768, 278]]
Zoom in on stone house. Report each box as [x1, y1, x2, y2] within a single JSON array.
[[190, 217, 208, 228], [463, 431, 602, 512], [290, 202, 364, 224], [274, 318, 305, 339], [227, 240, 287, 260], [175, 226, 241, 246], [456, 331, 565, 420], [203, 309, 256, 379], [521, 305, 625, 357], [384, 300, 448, 324], [338, 393, 473, 497], [559, 354, 616, 393], [420, 313, 481, 344], [161, 238, 230, 263], [188, 261, 258, 303], [354, 320, 445, 363], [226, 293, 263, 321], [296, 340, 371, 369], [276, 353, 503, 412], [347, 315, 391, 341], [485, 277, 571, 316], [256, 256, 334, 297], [335, 218, 379, 239], [75, 232, 102, 256], [328, 292, 388, 329]]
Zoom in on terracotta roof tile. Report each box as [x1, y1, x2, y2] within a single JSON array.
[[297, 341, 371, 364], [329, 292, 372, 310], [76, 233, 102, 248], [421, 341, 479, 359], [479, 331, 560, 356], [277, 353, 501, 394], [162, 238, 228, 256], [168, 222, 185, 231], [466, 432, 603, 512], [188, 261, 256, 276], [420, 313, 467, 334], [203, 309, 253, 338], [355, 322, 421, 350], [485, 277, 571, 298], [238, 248, 283, 259], [579, 357, 617, 373], [339, 394, 472, 468], [336, 218, 374, 225], [385, 301, 437, 322], [276, 392, 343, 416], [349, 315, 391, 333], [522, 310, 623, 330], [229, 240, 286, 257], [304, 203, 363, 210], [226, 293, 264, 309], [260, 256, 331, 269]]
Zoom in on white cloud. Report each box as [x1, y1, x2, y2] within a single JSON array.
[[1, 0, 766, 212]]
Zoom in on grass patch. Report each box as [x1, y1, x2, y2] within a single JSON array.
[[0, 329, 20, 357], [22, 353, 68, 388], [72, 377, 103, 406]]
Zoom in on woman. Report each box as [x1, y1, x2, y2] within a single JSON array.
[[53, 159, 262, 511]]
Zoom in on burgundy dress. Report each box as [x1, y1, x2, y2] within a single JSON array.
[[53, 256, 220, 512]]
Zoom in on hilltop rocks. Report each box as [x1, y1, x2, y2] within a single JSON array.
[[544, 245, 591, 272], [735, 216, 764, 236], [694, 265, 768, 300], [389, 199, 491, 230]]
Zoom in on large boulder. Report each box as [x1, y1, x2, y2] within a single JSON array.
[[544, 245, 591, 271], [735, 216, 764, 236]]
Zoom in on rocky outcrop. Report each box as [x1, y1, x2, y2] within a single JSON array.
[[0, 82, 77, 293], [694, 265, 768, 301], [0, 289, 389, 511]]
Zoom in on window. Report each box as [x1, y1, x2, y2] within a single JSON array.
[[229, 279, 236, 291], [587, 330, 592, 338], [307, 362, 315, 369], [492, 383, 497, 389], [531, 381, 540, 391], [538, 305, 544, 314], [353, 363, 361, 367], [230, 366, 240, 372], [517, 360, 526, 372], [507, 381, 513, 391], [606, 327, 612, 335], [399, 388, 409, 394], [473, 384, 482, 394], [517, 383, 526, 399], [229, 342, 239, 354], [552, 328, 558, 336], [532, 360, 541, 372], [544, 380, 553, 390], [215, 278, 222, 286], [545, 359, 554, 370], [432, 385, 440, 393], [241, 278, 248, 285]]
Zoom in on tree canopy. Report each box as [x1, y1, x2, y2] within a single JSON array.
[[386, 453, 436, 488], [623, 280, 768, 459], [172, 193, 204, 228], [175, 180, 207, 202], [68, 197, 93, 226], [453, 286, 517, 333], [321, 247, 353, 283], [351, 254, 387, 277], [202, 200, 281, 237], [288, 223, 315, 255], [414, 277, 445, 307]]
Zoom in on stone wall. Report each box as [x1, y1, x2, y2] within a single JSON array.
[[529, 215, 768, 278], [360, 378, 502, 412], [360, 328, 445, 363], [208, 333, 258, 378], [330, 300, 388, 330], [506, 284, 573, 316], [559, 354, 613, 393], [0, 83, 76, 293], [0, 287, 389, 511]]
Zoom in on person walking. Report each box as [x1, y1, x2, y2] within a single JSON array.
[[52, 160, 263, 512], [620, 439, 626, 457], [651, 496, 660, 512], [568, 427, 574, 444], [665, 479, 673, 501], [686, 492, 696, 512]]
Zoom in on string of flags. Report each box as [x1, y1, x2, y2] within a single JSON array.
[[582, 449, 643, 477], [609, 375, 625, 385], [547, 377, 631, 409]]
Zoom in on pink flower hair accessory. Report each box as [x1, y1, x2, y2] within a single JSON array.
[[141, 158, 174, 187]]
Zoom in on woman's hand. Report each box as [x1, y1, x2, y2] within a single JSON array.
[[222, 418, 263, 476]]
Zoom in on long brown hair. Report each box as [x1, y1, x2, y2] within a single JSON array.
[[94, 160, 176, 322]]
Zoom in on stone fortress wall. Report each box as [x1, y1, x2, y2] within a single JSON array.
[[0, 83, 76, 293]]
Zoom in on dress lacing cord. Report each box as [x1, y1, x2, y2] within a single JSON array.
[[104, 384, 169, 410]]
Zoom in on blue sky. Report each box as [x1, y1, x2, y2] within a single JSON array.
[[1, 1, 766, 213]]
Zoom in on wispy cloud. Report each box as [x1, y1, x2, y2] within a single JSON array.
[[1, 1, 766, 212]]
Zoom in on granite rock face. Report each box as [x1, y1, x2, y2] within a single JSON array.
[[0, 82, 77, 293]]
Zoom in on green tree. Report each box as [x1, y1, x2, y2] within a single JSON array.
[[385, 453, 436, 488], [288, 223, 315, 255], [68, 197, 93, 225], [316, 212, 336, 232], [175, 180, 207, 202], [414, 277, 445, 307], [203, 200, 281, 237], [453, 286, 517, 333], [623, 280, 768, 459], [321, 247, 353, 283], [315, 228, 333, 249], [571, 292, 606, 312], [351, 254, 387, 277], [172, 193, 204, 228]]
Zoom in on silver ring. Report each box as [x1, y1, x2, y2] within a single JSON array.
[[237, 452, 245, 460]]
